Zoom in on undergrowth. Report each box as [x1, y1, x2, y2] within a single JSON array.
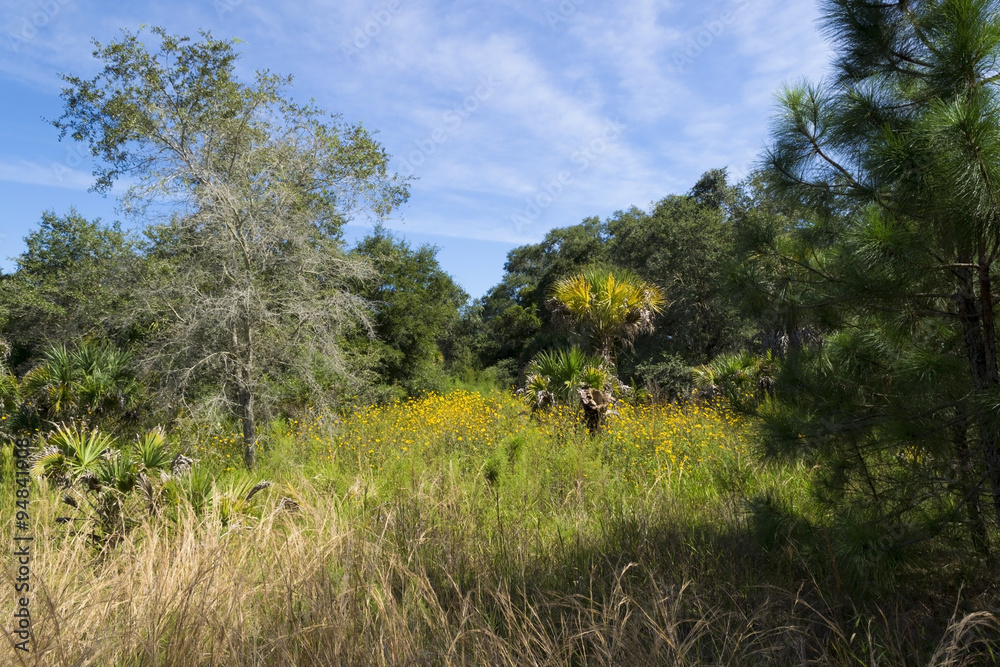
[[1, 390, 997, 665]]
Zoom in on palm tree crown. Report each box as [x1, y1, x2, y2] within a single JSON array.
[[548, 269, 666, 363]]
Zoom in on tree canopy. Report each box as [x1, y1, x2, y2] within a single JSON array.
[[351, 226, 467, 396], [52, 27, 410, 467], [0, 210, 138, 367], [727, 0, 1000, 560]]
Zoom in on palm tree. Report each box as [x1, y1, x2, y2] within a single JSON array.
[[523, 346, 611, 409], [20, 341, 140, 431], [548, 269, 666, 364]]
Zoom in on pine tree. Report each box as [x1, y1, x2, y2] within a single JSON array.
[[749, 0, 1000, 558]]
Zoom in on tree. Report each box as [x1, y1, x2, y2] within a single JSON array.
[[548, 269, 666, 364], [522, 346, 610, 408], [606, 176, 749, 393], [476, 218, 609, 371], [0, 210, 139, 368], [54, 28, 409, 467], [755, 0, 1000, 556], [522, 346, 614, 432], [351, 225, 467, 395], [474, 175, 747, 395]]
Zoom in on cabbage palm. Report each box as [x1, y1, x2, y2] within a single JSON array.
[[549, 269, 666, 364], [523, 347, 610, 408]]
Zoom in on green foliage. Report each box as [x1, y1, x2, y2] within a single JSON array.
[[135, 427, 173, 471], [351, 225, 467, 396], [0, 340, 18, 443], [632, 353, 693, 402], [694, 350, 777, 411], [34, 423, 114, 484], [472, 172, 750, 388], [743, 0, 1000, 554], [475, 218, 608, 370], [607, 185, 749, 371], [0, 210, 139, 367], [34, 424, 175, 544], [54, 27, 410, 468], [212, 475, 272, 528], [0, 370, 16, 416], [16, 340, 143, 434], [548, 268, 666, 364], [522, 346, 610, 409], [162, 465, 215, 515]]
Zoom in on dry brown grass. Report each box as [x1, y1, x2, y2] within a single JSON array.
[[3, 479, 997, 667]]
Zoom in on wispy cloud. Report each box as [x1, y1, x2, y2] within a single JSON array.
[[0, 0, 834, 292], [0, 158, 92, 190]]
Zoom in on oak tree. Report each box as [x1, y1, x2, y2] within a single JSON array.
[[54, 28, 410, 467]]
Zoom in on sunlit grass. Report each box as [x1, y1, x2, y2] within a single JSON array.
[[1, 389, 995, 665]]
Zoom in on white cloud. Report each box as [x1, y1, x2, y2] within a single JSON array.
[[0, 158, 92, 190], [0, 0, 839, 292]]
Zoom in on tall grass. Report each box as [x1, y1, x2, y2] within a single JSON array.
[[2, 390, 997, 665]]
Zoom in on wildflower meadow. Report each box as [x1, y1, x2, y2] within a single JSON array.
[[3, 387, 996, 665]]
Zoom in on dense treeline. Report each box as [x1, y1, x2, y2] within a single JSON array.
[[0, 211, 470, 419], [465, 168, 751, 397], [0, 166, 758, 430]]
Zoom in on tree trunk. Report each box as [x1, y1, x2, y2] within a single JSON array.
[[978, 259, 1000, 528], [235, 316, 257, 469], [239, 383, 256, 468], [956, 261, 1000, 528], [578, 387, 612, 434], [954, 412, 990, 556]]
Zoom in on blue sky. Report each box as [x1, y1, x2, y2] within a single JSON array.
[[0, 0, 831, 298]]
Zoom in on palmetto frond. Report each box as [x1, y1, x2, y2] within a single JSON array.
[[213, 476, 273, 526], [20, 341, 140, 427], [523, 346, 611, 409], [33, 423, 115, 487], [549, 269, 666, 361], [549, 274, 592, 315], [33, 448, 69, 484], [22, 362, 78, 418], [48, 424, 114, 471], [0, 371, 17, 413], [96, 449, 137, 494], [136, 427, 172, 472]]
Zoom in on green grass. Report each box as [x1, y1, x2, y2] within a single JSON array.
[[1, 389, 997, 665]]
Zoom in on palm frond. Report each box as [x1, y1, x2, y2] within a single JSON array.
[[136, 427, 172, 472]]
